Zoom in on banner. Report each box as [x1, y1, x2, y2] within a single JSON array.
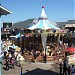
[[15, 33, 20, 38]]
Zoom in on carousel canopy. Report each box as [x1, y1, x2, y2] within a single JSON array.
[[28, 6, 59, 30], [28, 20, 59, 30]]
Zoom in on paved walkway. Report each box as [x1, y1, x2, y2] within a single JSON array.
[[2, 62, 60, 75]]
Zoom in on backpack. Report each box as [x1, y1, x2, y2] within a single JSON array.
[[11, 59, 14, 64]]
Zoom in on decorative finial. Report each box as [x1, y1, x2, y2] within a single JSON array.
[[38, 6, 47, 20], [42, 6, 44, 8]]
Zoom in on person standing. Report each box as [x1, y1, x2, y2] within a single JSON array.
[[71, 65, 75, 74], [59, 63, 63, 75], [63, 60, 67, 75], [67, 65, 71, 75], [16, 53, 21, 66], [19, 55, 25, 75], [6, 58, 10, 71]]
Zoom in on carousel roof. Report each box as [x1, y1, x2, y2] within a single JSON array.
[[28, 6, 59, 30], [28, 20, 59, 30]]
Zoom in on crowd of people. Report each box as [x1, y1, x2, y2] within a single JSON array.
[[2, 51, 25, 71], [59, 55, 75, 75], [1, 38, 75, 75]]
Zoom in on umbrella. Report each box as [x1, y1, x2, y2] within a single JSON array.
[[65, 47, 75, 52]]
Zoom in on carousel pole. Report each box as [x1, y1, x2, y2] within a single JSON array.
[[44, 47, 46, 63], [41, 31, 47, 63]]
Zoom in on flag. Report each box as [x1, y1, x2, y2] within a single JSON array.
[[15, 33, 20, 38]]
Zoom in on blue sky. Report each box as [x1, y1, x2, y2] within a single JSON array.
[[0, 0, 74, 25]]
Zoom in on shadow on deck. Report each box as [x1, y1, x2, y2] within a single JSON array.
[[22, 68, 59, 75]]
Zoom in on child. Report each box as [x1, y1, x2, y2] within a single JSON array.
[[67, 66, 71, 75]]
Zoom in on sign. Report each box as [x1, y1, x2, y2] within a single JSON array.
[[3, 22, 12, 29]]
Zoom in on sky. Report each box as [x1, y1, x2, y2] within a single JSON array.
[[0, 0, 75, 25]]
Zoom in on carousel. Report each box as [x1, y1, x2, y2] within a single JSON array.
[[25, 6, 66, 51], [14, 6, 66, 63], [24, 6, 66, 62]]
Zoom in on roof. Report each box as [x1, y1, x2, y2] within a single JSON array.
[[12, 19, 36, 29], [66, 20, 75, 24], [56, 20, 75, 28], [0, 5, 13, 15], [56, 20, 75, 25]]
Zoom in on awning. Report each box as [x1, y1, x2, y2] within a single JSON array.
[[0, 5, 13, 15], [65, 47, 75, 52], [65, 24, 75, 27]]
